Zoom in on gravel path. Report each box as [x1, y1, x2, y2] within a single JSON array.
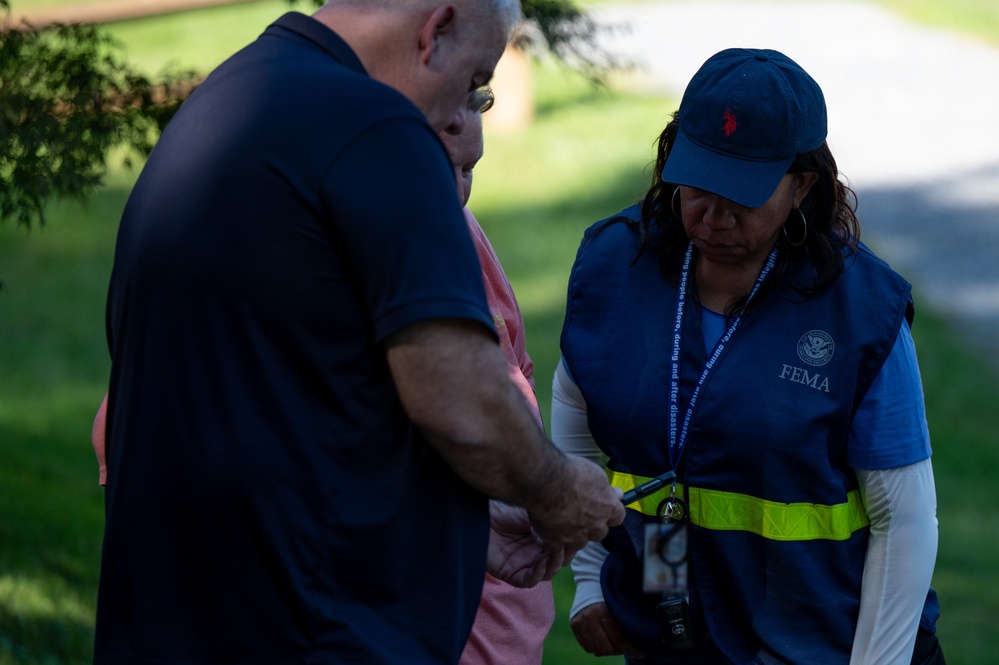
[[592, 1, 999, 371]]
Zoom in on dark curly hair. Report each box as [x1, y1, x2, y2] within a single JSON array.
[[637, 112, 861, 315]]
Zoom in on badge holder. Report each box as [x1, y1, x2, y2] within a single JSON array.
[[642, 486, 693, 651]]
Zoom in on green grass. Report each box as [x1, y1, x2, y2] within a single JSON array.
[[0, 175, 124, 664], [474, 66, 670, 419], [912, 314, 999, 662], [575, 0, 999, 48], [873, 0, 999, 47], [101, 0, 293, 75], [7, 1, 303, 77], [3, 1, 999, 663]]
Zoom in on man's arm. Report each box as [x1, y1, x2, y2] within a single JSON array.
[[385, 318, 625, 558]]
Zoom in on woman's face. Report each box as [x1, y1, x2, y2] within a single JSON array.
[[678, 172, 819, 271]]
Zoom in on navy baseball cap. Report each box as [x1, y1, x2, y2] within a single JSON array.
[[661, 48, 827, 208]]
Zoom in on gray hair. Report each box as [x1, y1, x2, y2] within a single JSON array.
[[486, 0, 523, 41]]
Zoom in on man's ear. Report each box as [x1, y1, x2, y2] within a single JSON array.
[[418, 3, 457, 67]]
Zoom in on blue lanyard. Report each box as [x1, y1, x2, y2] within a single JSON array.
[[668, 242, 777, 467]]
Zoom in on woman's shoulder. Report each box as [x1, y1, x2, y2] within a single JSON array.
[[830, 239, 914, 325], [842, 240, 911, 286], [578, 203, 643, 254], [568, 203, 666, 301]]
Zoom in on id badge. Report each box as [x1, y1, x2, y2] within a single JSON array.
[[642, 497, 688, 595]]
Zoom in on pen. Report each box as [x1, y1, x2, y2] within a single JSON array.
[[621, 471, 676, 506]]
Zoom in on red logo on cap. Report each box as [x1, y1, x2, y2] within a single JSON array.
[[722, 108, 737, 137]]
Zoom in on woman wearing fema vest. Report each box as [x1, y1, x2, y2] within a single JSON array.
[[552, 48, 944, 665]]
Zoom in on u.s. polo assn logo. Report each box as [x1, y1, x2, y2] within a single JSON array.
[[797, 330, 835, 366]]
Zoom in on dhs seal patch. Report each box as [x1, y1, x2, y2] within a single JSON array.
[[797, 330, 835, 366]]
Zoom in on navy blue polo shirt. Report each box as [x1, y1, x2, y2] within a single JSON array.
[[98, 13, 494, 664]]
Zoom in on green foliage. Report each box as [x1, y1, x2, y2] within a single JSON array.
[[516, 0, 628, 81], [0, 0, 611, 229], [0, 17, 196, 227]]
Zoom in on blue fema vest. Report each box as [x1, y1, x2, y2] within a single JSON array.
[[561, 206, 915, 664]]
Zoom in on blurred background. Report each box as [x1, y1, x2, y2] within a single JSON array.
[[2, 0, 997, 662]]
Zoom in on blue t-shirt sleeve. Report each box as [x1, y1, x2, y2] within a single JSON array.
[[847, 320, 932, 469], [321, 117, 493, 343]]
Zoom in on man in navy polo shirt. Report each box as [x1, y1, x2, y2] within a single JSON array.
[[96, 1, 625, 663]]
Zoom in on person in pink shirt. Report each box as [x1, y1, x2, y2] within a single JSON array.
[[441, 87, 556, 665], [93, 86, 557, 663]]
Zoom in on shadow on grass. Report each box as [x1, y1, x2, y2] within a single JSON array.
[[1, 183, 127, 665], [0, 405, 106, 664], [0, 607, 95, 665]]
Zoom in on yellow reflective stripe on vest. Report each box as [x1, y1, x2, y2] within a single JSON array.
[[609, 470, 681, 516], [609, 470, 869, 542]]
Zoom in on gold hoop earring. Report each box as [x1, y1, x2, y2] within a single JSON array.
[[783, 208, 808, 247], [671, 186, 682, 219]]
